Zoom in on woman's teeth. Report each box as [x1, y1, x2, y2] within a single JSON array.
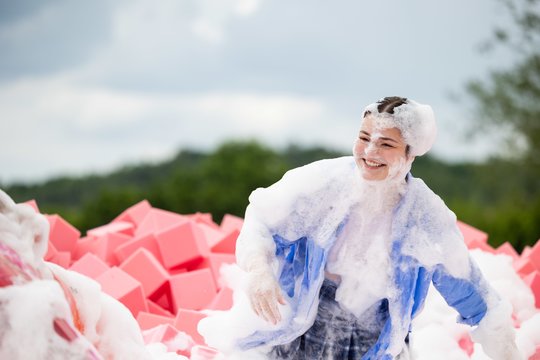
[[365, 159, 383, 167]]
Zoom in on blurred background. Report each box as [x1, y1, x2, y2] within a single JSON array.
[[0, 0, 538, 250]]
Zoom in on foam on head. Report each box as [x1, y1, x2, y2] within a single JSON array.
[[362, 97, 437, 157]]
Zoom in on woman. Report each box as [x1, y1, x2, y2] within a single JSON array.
[[202, 97, 520, 359]]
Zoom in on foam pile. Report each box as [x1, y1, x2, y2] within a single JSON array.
[[15, 200, 540, 359]]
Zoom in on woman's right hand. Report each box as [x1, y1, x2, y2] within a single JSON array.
[[246, 270, 286, 325]]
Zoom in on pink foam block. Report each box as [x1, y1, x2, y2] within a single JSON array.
[[113, 233, 163, 264], [198, 223, 226, 249], [522, 246, 532, 258], [96, 267, 148, 317], [23, 199, 40, 213], [147, 300, 173, 317], [190, 345, 221, 359], [113, 200, 152, 226], [174, 309, 208, 345], [193, 253, 236, 289], [142, 323, 181, 344], [120, 248, 170, 297], [44, 241, 58, 261], [523, 271, 540, 308], [151, 290, 174, 314], [495, 242, 519, 261], [208, 287, 233, 311], [135, 208, 189, 237], [156, 221, 210, 269], [87, 221, 135, 238], [514, 258, 538, 277], [50, 251, 71, 268], [81, 233, 132, 266], [189, 212, 220, 230], [528, 241, 540, 270], [169, 269, 217, 312], [457, 221, 488, 246], [136, 311, 175, 330], [220, 214, 244, 233], [466, 238, 495, 253], [211, 229, 239, 254], [70, 253, 110, 279], [46, 214, 80, 254], [530, 345, 540, 360]]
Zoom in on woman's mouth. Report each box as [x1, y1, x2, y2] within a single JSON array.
[[363, 158, 386, 168]]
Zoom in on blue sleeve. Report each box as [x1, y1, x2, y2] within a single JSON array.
[[431, 262, 488, 326]]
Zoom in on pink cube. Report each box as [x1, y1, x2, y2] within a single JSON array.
[[72, 236, 94, 261], [190, 345, 221, 359], [208, 287, 233, 311], [495, 242, 519, 261], [220, 214, 244, 233], [142, 324, 194, 356], [189, 212, 220, 230], [87, 221, 135, 238], [457, 221, 488, 246], [113, 200, 152, 226], [50, 251, 71, 268], [45, 241, 58, 261], [211, 229, 239, 254], [135, 208, 188, 237], [528, 241, 540, 270], [169, 269, 217, 312], [147, 300, 173, 317], [96, 267, 148, 317], [23, 199, 40, 213], [198, 223, 226, 249], [70, 253, 110, 279], [174, 309, 207, 345], [514, 258, 537, 277], [83, 233, 132, 266], [523, 271, 540, 308], [150, 290, 174, 314], [136, 311, 175, 330], [156, 221, 210, 269], [193, 253, 236, 289], [120, 248, 170, 297], [46, 214, 80, 254], [114, 233, 163, 264]]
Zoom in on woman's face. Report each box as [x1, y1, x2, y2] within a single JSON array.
[[353, 115, 409, 181]]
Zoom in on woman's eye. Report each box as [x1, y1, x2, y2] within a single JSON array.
[[382, 143, 394, 148], [359, 136, 370, 142]]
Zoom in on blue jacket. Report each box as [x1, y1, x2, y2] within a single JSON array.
[[235, 157, 493, 359]]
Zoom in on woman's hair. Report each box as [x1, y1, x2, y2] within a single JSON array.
[[363, 96, 411, 156], [363, 96, 408, 118]]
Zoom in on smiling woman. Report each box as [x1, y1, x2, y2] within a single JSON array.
[[199, 96, 520, 360]]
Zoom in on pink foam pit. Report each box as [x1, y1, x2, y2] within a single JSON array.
[[514, 258, 538, 277], [174, 309, 208, 345], [69, 253, 110, 279], [147, 300, 173, 317], [189, 212, 220, 230], [193, 253, 236, 289], [190, 345, 221, 359], [136, 311, 175, 331], [495, 242, 519, 261], [528, 241, 540, 270], [120, 248, 170, 297], [96, 267, 148, 317], [113, 200, 152, 226], [113, 233, 163, 264], [46, 214, 80, 254], [156, 221, 210, 270], [87, 221, 135, 238], [220, 214, 244, 233], [523, 271, 540, 308], [44, 241, 58, 261], [467, 239, 495, 253], [211, 229, 239, 254], [169, 269, 217, 312], [50, 251, 71, 268], [23, 199, 40, 213], [457, 221, 488, 246], [208, 287, 233, 311], [135, 208, 189, 237]]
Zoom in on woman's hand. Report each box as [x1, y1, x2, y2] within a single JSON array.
[[246, 270, 286, 325]]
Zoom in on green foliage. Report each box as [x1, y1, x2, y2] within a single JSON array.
[[3, 140, 539, 251]]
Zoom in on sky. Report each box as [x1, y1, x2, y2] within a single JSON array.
[[0, 0, 516, 184]]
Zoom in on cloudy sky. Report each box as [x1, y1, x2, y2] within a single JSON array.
[[0, 0, 515, 184]]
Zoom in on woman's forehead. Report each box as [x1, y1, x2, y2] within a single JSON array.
[[361, 116, 404, 141]]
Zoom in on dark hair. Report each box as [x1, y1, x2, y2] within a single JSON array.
[[363, 96, 411, 157], [363, 96, 408, 118]]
